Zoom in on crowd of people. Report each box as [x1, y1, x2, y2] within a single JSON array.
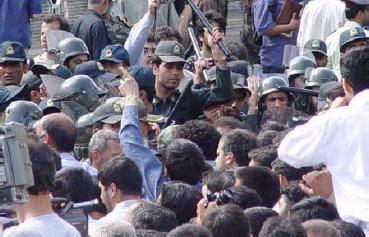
[[1, 0, 369, 236]]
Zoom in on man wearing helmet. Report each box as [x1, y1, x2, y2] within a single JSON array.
[[57, 38, 90, 72]]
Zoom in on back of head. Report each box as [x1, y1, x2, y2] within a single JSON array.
[[244, 207, 278, 237], [221, 129, 257, 166], [340, 46, 369, 94], [53, 168, 95, 203], [176, 120, 221, 160], [98, 155, 142, 196], [90, 220, 136, 237], [202, 204, 250, 237], [331, 220, 365, 237], [202, 170, 235, 193], [164, 138, 206, 185], [249, 145, 278, 168], [42, 14, 70, 32], [302, 219, 341, 237], [226, 185, 262, 209], [135, 229, 167, 237], [27, 142, 58, 195], [129, 202, 177, 232], [345, 0, 369, 20], [271, 159, 312, 181], [213, 116, 249, 135], [155, 26, 182, 44], [289, 197, 340, 222], [235, 166, 280, 208], [259, 217, 307, 237], [167, 224, 212, 237], [159, 181, 202, 224]]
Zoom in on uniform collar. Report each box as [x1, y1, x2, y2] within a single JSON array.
[[153, 90, 180, 105]]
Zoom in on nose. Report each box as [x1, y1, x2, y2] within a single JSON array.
[[275, 99, 283, 107]]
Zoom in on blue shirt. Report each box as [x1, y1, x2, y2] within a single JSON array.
[[0, 0, 42, 48], [253, 0, 298, 68], [120, 105, 166, 201]]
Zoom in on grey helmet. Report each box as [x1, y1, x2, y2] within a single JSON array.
[[3, 100, 43, 128], [57, 38, 89, 65], [287, 56, 317, 78], [306, 68, 338, 89]]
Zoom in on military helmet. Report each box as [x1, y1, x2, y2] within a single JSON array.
[[3, 100, 43, 128], [259, 76, 292, 113], [287, 56, 317, 78], [57, 38, 90, 65], [53, 75, 105, 112], [306, 68, 338, 89]]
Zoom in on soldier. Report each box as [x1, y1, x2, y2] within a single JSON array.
[[99, 44, 130, 74], [3, 100, 43, 129], [57, 38, 90, 72], [39, 99, 62, 116], [20, 73, 42, 104], [303, 39, 328, 67], [0, 41, 28, 86], [339, 27, 368, 54]]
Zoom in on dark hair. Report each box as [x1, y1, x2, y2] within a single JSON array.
[[42, 14, 70, 32], [221, 129, 257, 166], [52, 168, 95, 203], [135, 229, 168, 237], [331, 220, 365, 237], [244, 207, 278, 237], [27, 142, 58, 195], [257, 130, 279, 146], [340, 46, 369, 94], [197, 10, 227, 36], [155, 27, 183, 44], [280, 180, 307, 204], [151, 55, 162, 67], [159, 181, 202, 224], [130, 202, 178, 232], [202, 170, 235, 193], [98, 155, 142, 196], [259, 217, 307, 237], [164, 139, 206, 185], [42, 114, 76, 152], [345, 1, 368, 19], [167, 224, 212, 237], [271, 159, 313, 181], [213, 116, 249, 134], [176, 120, 221, 160], [249, 145, 278, 168], [227, 42, 248, 61], [289, 197, 340, 222], [226, 185, 262, 210], [235, 166, 280, 208], [202, 204, 250, 237], [326, 86, 345, 102]]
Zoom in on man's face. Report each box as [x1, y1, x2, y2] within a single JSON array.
[[0, 61, 27, 86], [223, 89, 246, 118], [67, 54, 89, 72], [99, 182, 113, 213], [343, 39, 367, 54], [292, 74, 306, 88], [215, 139, 227, 171], [101, 61, 126, 74], [143, 42, 156, 66], [202, 21, 223, 47], [313, 53, 328, 67], [264, 92, 289, 109], [41, 21, 61, 51], [102, 122, 120, 134], [154, 61, 184, 90]]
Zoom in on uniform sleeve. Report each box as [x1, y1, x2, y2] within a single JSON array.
[[90, 21, 109, 60], [278, 113, 332, 168], [29, 0, 42, 15], [253, 0, 276, 35]]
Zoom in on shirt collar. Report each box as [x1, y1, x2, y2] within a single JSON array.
[[153, 90, 180, 105], [59, 152, 76, 161]]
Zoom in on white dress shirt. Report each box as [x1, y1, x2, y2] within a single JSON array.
[[278, 89, 369, 227], [59, 152, 97, 176]]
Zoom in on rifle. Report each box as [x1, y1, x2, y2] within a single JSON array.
[[277, 86, 319, 97]]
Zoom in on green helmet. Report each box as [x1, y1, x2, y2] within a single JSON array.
[[53, 75, 105, 112], [3, 100, 43, 128], [287, 56, 317, 78], [57, 38, 90, 65], [259, 76, 291, 113], [306, 68, 338, 89]]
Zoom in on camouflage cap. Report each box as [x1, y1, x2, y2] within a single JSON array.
[[157, 125, 181, 151], [76, 112, 94, 128], [304, 39, 327, 56], [339, 27, 367, 52], [100, 44, 130, 64], [154, 41, 185, 63], [0, 41, 26, 63]]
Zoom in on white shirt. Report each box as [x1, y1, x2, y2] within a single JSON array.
[[4, 213, 80, 237], [59, 153, 97, 176], [297, 0, 346, 50], [278, 89, 369, 225]]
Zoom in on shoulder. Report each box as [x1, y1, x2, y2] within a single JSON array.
[[4, 224, 43, 237]]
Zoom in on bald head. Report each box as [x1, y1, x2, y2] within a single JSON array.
[[37, 113, 76, 153]]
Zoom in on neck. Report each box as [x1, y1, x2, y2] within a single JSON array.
[[112, 194, 139, 209], [201, 45, 212, 58], [155, 81, 174, 100], [16, 193, 54, 223], [351, 17, 363, 26], [89, 5, 103, 15]]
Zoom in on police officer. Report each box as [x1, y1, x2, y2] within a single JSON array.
[[0, 41, 28, 86], [287, 56, 317, 88], [303, 39, 328, 67], [3, 100, 43, 129], [57, 38, 90, 72], [99, 44, 130, 74], [339, 26, 368, 54]]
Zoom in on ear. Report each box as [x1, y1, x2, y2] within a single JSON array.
[[30, 90, 40, 103], [225, 152, 235, 166], [279, 174, 288, 187], [110, 183, 117, 198], [139, 90, 147, 101], [43, 132, 53, 146], [23, 63, 29, 73], [342, 78, 354, 101], [152, 63, 159, 76], [90, 150, 100, 167]]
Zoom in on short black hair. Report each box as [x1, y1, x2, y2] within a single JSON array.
[[52, 168, 95, 203], [271, 159, 313, 181], [221, 129, 257, 166], [98, 155, 142, 196], [226, 185, 262, 210], [280, 180, 307, 204], [227, 42, 248, 61], [27, 142, 58, 195], [340, 46, 369, 94], [176, 120, 221, 160], [249, 145, 278, 168], [135, 229, 168, 237], [259, 217, 307, 237], [42, 14, 70, 32], [345, 1, 369, 19], [289, 197, 340, 222], [164, 139, 206, 185], [202, 204, 250, 237], [167, 224, 212, 237], [257, 130, 279, 146], [155, 26, 183, 44], [159, 181, 202, 224], [197, 10, 227, 36], [213, 116, 249, 133], [331, 220, 365, 237], [235, 166, 280, 208], [202, 170, 235, 193], [244, 207, 278, 237], [130, 202, 178, 232]]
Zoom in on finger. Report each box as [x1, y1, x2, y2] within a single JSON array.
[[299, 183, 314, 196]]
